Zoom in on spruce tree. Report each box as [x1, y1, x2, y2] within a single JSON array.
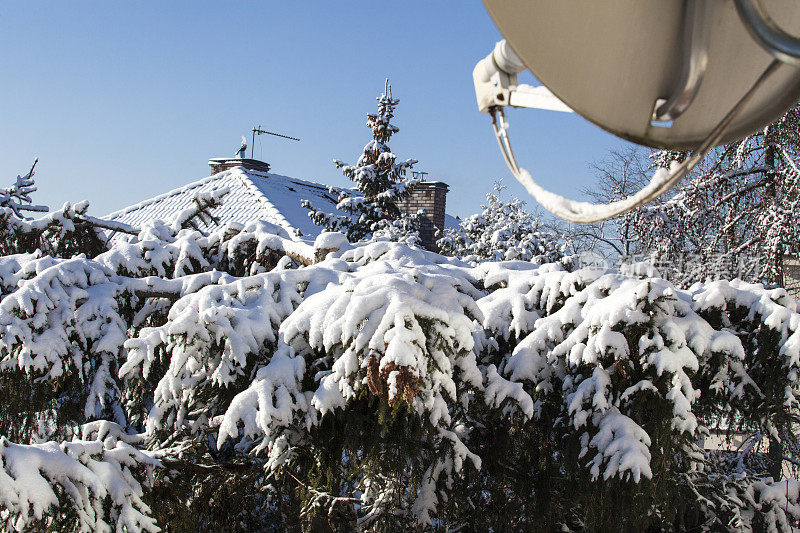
[[0, 159, 106, 258], [304, 79, 418, 242]]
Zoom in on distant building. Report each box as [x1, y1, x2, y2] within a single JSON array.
[[107, 157, 453, 251]]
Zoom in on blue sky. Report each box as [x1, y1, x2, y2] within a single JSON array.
[[0, 1, 632, 218]]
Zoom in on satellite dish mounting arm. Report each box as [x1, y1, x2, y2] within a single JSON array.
[[486, 59, 781, 223], [473, 40, 572, 114]]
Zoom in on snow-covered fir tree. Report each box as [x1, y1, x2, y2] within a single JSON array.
[[0, 159, 47, 218], [2, 162, 800, 531], [303, 79, 420, 243], [438, 180, 567, 265]]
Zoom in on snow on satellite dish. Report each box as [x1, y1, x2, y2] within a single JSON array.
[[475, 0, 800, 223]]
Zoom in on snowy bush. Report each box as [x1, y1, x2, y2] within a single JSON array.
[[0, 422, 159, 533], [438, 180, 567, 265], [2, 163, 800, 530]]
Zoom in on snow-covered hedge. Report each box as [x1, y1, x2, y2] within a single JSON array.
[[438, 181, 566, 265], [1, 200, 800, 530]]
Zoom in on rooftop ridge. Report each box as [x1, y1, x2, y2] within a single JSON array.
[[104, 166, 339, 221], [105, 171, 226, 220]]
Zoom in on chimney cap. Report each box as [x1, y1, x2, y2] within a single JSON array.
[[412, 180, 449, 191], [209, 157, 271, 174]]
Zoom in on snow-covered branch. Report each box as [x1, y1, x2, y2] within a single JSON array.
[[0, 422, 160, 533]]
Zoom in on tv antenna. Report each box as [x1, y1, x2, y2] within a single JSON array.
[[251, 125, 300, 159], [412, 171, 429, 180]]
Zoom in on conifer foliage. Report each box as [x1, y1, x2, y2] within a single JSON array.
[[0, 160, 106, 258], [304, 80, 419, 243], [1, 163, 800, 532], [438, 180, 566, 265]]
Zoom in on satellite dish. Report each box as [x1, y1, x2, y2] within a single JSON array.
[[475, 0, 800, 222]]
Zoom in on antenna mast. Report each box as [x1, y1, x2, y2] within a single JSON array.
[[251, 125, 300, 159]]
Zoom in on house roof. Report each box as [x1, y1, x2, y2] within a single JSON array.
[[106, 167, 341, 242]]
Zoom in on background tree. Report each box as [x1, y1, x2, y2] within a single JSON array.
[[555, 148, 650, 261], [0, 159, 107, 258], [438, 180, 567, 265], [304, 79, 419, 243], [585, 105, 800, 288]]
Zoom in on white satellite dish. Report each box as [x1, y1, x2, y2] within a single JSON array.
[[475, 0, 800, 222]]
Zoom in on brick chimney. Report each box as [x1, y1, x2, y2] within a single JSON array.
[[399, 181, 449, 251]]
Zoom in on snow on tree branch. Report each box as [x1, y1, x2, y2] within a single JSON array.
[[1, 175, 800, 529], [0, 159, 48, 218], [0, 422, 160, 533]]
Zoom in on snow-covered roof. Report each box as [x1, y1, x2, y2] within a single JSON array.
[[444, 213, 459, 231], [106, 167, 342, 242]]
